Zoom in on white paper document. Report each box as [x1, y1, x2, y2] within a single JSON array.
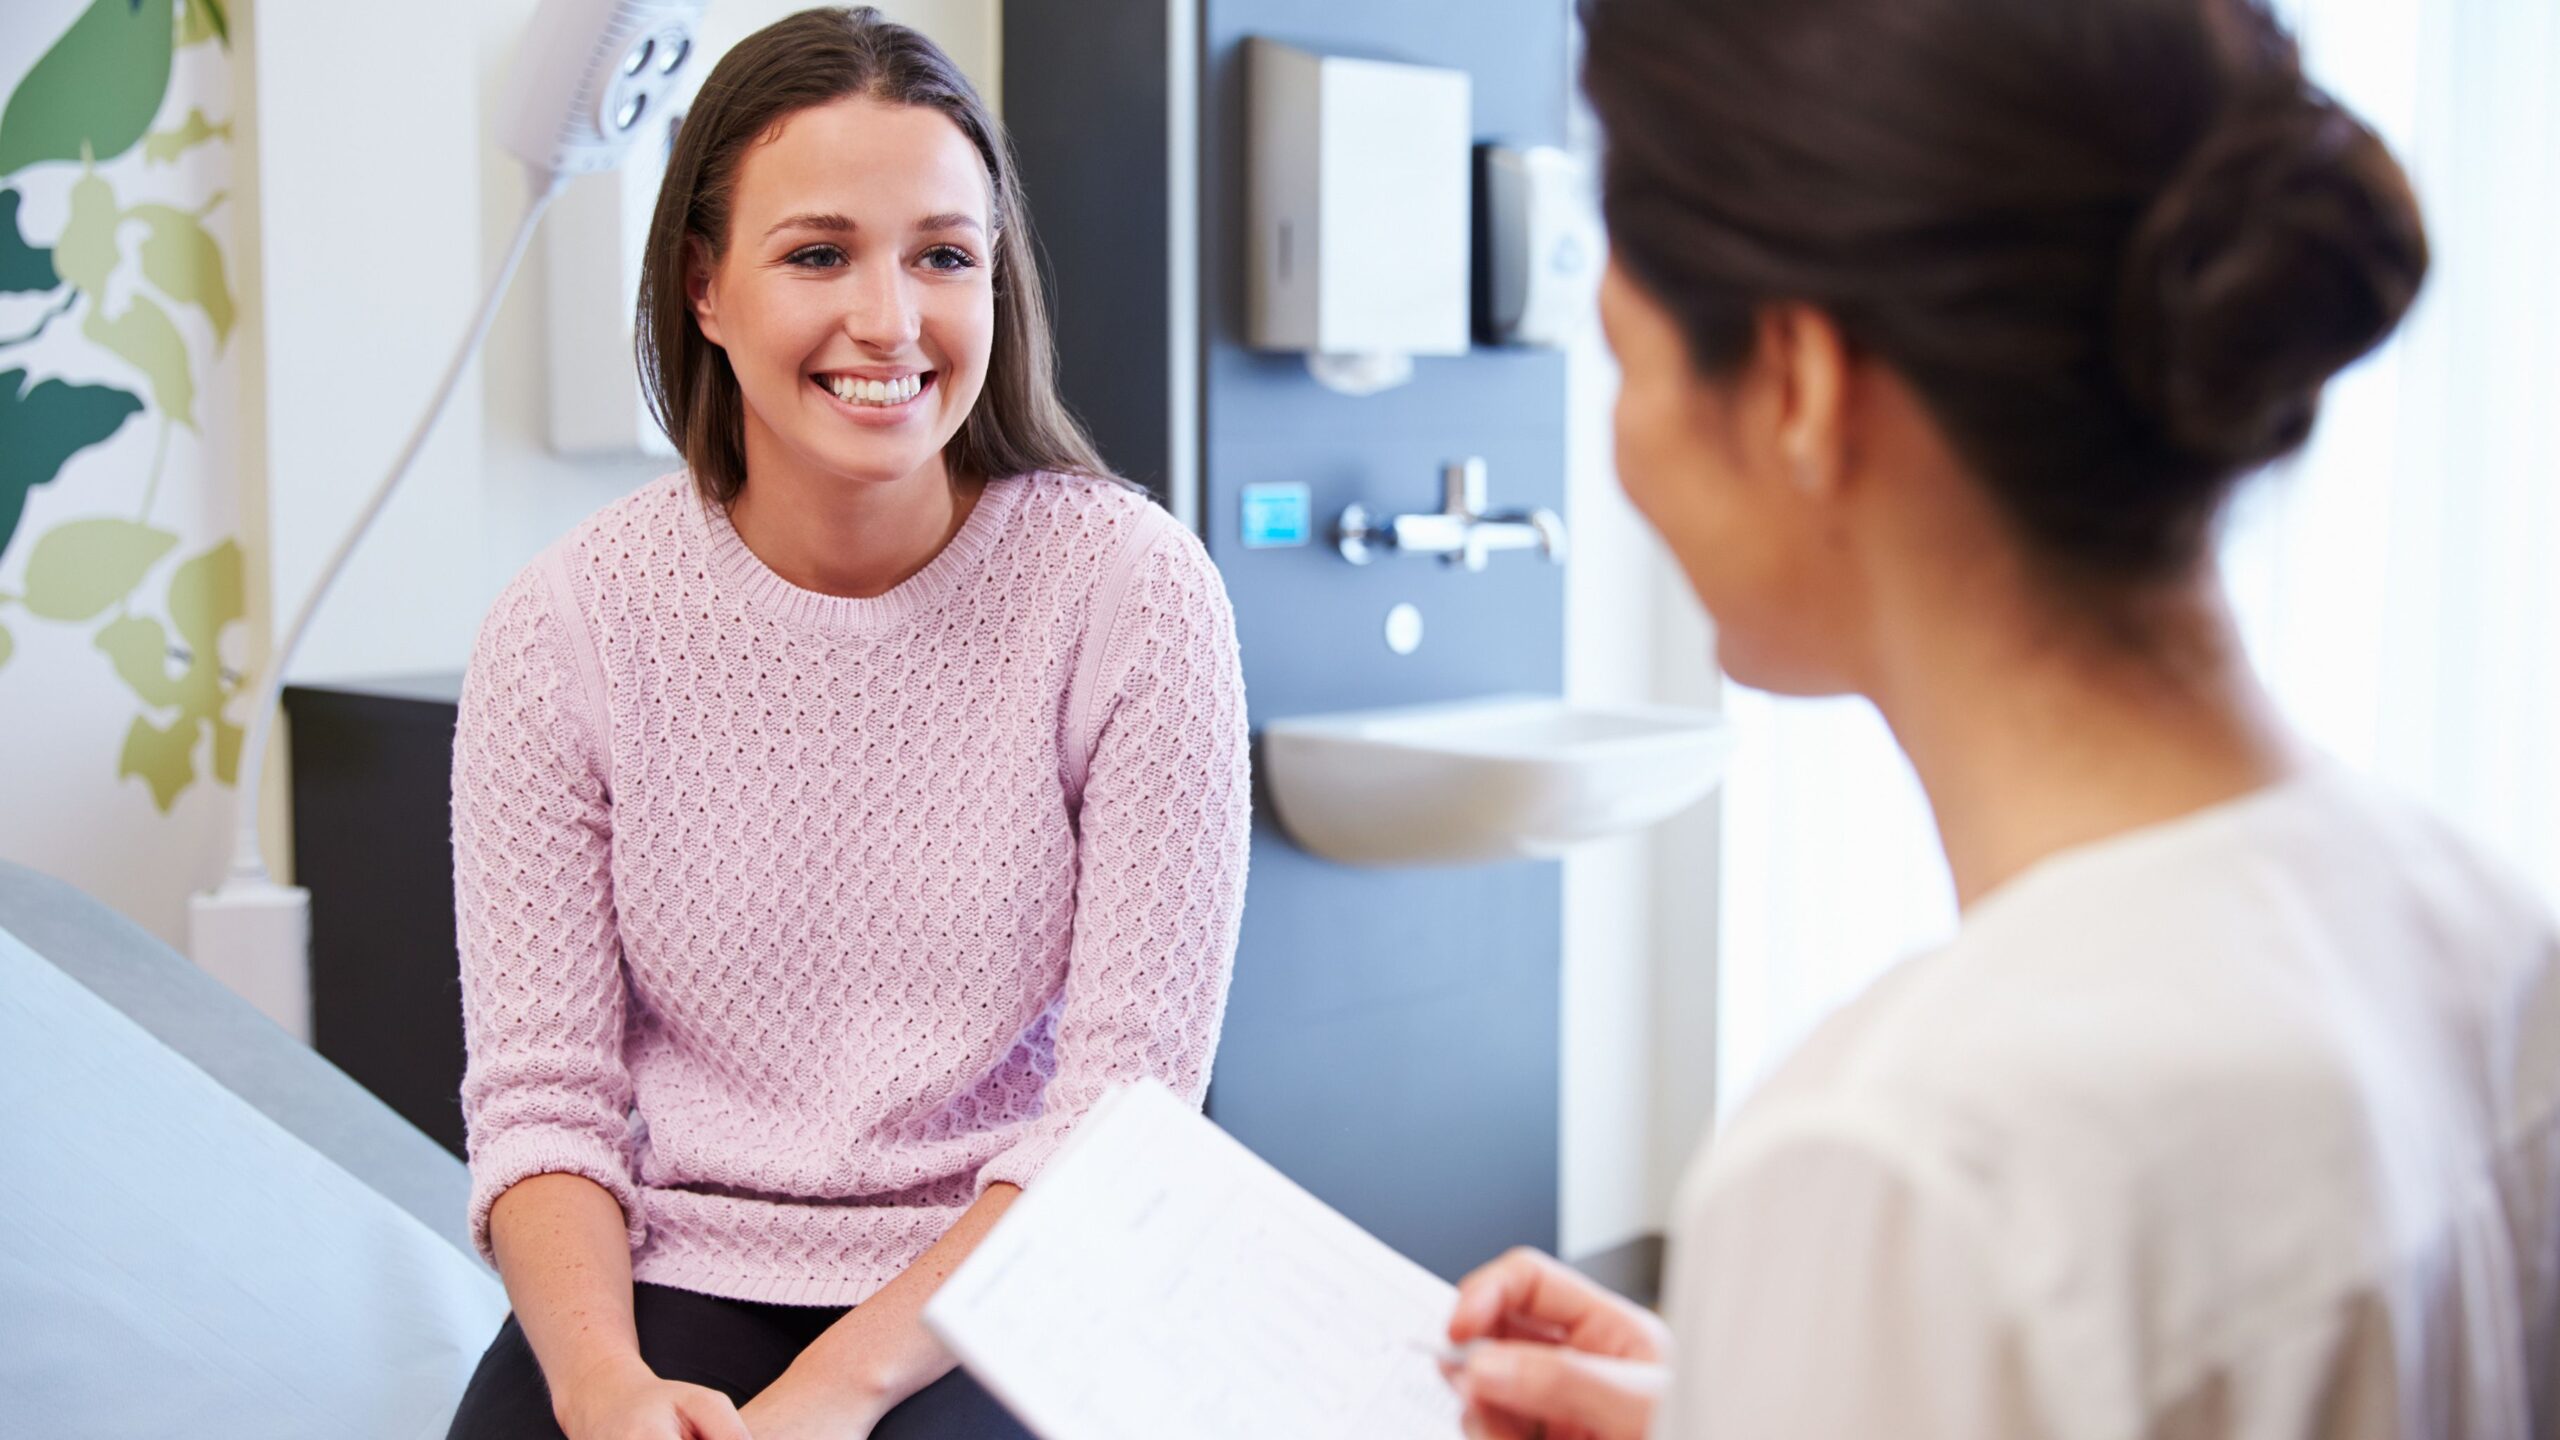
[[924, 1080, 1467, 1439]]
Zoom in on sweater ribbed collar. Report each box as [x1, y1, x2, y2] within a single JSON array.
[[686, 473, 1024, 635]]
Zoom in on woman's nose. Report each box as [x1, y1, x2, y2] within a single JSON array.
[[840, 259, 922, 352]]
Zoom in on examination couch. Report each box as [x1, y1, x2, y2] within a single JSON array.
[[0, 859, 505, 1437]]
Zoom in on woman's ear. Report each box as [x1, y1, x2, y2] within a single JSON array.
[[687, 238, 725, 349], [1761, 303, 1852, 498]]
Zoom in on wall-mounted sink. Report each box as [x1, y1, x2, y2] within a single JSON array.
[[1262, 695, 1734, 867]]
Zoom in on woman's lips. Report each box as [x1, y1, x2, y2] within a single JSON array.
[[811, 371, 936, 425]]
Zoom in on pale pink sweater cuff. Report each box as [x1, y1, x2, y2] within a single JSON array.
[[466, 1122, 649, 1265]]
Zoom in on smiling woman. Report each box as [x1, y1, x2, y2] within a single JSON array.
[[440, 9, 1251, 1440]]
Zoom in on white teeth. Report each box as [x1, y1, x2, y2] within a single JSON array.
[[823, 374, 923, 406]]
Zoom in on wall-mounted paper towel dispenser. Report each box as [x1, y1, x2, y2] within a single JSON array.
[[1246, 38, 1471, 394]]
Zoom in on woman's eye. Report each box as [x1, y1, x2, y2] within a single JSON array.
[[785, 245, 844, 269], [921, 245, 978, 273]]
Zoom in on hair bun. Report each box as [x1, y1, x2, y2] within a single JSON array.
[[2113, 92, 2429, 470]]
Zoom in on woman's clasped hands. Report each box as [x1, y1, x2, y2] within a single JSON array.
[[554, 1355, 887, 1440], [1442, 1248, 1670, 1440]]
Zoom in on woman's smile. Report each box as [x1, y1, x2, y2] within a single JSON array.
[[810, 368, 938, 426]]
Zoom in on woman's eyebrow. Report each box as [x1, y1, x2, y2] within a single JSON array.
[[761, 211, 984, 240], [764, 211, 854, 240]]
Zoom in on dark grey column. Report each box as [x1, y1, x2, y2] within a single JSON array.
[[1007, 0, 1569, 1281]]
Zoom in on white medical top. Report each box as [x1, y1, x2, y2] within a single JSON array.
[[1654, 767, 2560, 1439]]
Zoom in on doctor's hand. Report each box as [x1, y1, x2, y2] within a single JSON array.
[[1442, 1247, 1671, 1440]]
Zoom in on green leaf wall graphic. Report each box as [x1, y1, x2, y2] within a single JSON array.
[[141, 108, 228, 165], [178, 0, 230, 51], [83, 289, 194, 424], [50, 167, 117, 291], [2, 0, 243, 810], [0, 188, 54, 291], [0, 0, 180, 176], [48, 167, 227, 427], [96, 610, 185, 705], [0, 368, 144, 558], [130, 201, 231, 339], [23, 517, 179, 621], [100, 537, 244, 810]]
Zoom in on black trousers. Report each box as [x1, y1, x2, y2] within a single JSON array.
[[444, 1281, 1033, 1438]]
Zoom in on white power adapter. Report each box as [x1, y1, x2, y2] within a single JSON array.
[[189, 876, 313, 1039]]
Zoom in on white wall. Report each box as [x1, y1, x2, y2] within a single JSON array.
[[1557, 313, 1723, 1261], [251, 0, 485, 688]]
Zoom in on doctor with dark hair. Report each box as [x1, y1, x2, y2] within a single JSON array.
[[1439, 1, 2560, 1436]]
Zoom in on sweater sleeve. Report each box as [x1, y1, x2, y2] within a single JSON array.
[[975, 523, 1251, 1192], [451, 559, 647, 1263]]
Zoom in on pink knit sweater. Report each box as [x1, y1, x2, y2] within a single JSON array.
[[451, 470, 1251, 1306]]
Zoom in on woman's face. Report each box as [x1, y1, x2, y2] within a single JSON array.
[[690, 95, 996, 491], [1597, 257, 1860, 695]]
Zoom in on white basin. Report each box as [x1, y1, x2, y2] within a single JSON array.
[[1262, 694, 1734, 867]]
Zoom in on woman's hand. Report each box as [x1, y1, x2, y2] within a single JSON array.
[[1442, 1247, 1673, 1440], [553, 1356, 753, 1440]]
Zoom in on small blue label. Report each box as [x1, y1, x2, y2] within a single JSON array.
[[1240, 482, 1313, 549]]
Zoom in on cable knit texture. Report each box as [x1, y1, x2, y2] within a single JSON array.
[[451, 470, 1250, 1306]]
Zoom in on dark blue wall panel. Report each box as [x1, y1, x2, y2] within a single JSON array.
[[1199, 0, 1569, 1279], [1009, 0, 1572, 1281]]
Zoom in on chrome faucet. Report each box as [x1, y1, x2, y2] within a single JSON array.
[[1336, 458, 1568, 571]]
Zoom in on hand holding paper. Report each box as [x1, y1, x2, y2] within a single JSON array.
[[923, 1081, 1469, 1439]]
